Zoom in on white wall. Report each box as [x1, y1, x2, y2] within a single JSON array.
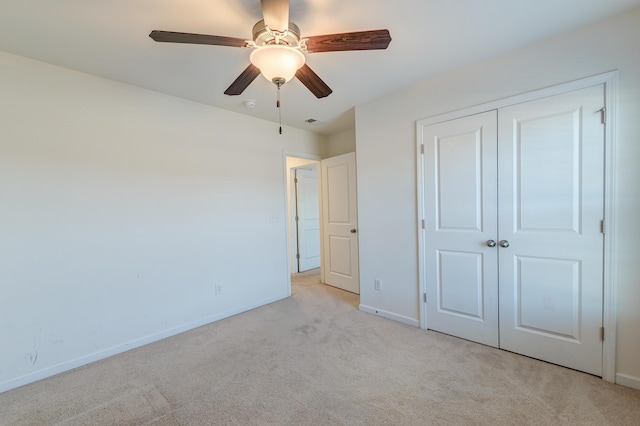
[[325, 129, 356, 158], [0, 51, 324, 392], [355, 8, 640, 388]]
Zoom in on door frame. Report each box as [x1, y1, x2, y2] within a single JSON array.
[[283, 151, 322, 293], [416, 71, 619, 382]]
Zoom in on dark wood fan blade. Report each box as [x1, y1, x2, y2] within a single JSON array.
[[295, 64, 332, 99], [261, 0, 289, 32], [305, 29, 392, 53], [224, 64, 262, 96], [149, 30, 248, 48]]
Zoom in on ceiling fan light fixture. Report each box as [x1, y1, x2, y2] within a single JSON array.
[[250, 44, 305, 84]]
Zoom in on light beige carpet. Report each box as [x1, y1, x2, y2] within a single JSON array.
[[1, 269, 639, 425]]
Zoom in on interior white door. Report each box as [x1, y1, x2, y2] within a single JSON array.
[[498, 85, 605, 376], [321, 152, 360, 294], [295, 167, 321, 272], [422, 111, 499, 347]]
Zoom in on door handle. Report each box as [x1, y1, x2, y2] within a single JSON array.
[[486, 240, 497, 247], [499, 240, 510, 248], [350, 228, 357, 234]]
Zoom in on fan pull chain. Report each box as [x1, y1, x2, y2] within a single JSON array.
[[273, 77, 285, 135], [277, 84, 282, 134]]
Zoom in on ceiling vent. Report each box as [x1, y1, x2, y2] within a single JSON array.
[[304, 118, 325, 126]]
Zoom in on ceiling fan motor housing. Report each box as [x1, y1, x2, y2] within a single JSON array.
[[252, 20, 302, 47]]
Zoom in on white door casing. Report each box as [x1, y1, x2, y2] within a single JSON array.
[[321, 152, 360, 294], [295, 167, 321, 272], [497, 85, 605, 376], [418, 81, 607, 377], [422, 111, 500, 347]]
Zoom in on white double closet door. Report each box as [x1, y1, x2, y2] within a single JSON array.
[[422, 85, 605, 376]]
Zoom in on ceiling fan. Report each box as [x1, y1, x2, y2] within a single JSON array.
[[149, 0, 392, 99]]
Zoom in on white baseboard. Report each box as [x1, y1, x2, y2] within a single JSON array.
[[615, 373, 640, 390], [359, 304, 420, 328], [0, 292, 289, 394]]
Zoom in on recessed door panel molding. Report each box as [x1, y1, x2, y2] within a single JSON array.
[[436, 130, 484, 231], [515, 256, 581, 341], [321, 153, 360, 294], [421, 110, 499, 348], [326, 163, 351, 224], [328, 235, 353, 277], [437, 250, 484, 320], [514, 108, 582, 233]]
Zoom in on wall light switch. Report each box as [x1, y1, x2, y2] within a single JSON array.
[[374, 279, 382, 291]]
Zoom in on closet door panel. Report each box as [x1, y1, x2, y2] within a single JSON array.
[[422, 111, 499, 347], [498, 85, 605, 376]]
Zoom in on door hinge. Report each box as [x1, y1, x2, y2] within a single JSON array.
[[600, 327, 605, 341], [295, 215, 299, 222], [423, 293, 427, 303], [296, 253, 300, 259], [597, 107, 606, 124], [600, 219, 605, 234], [420, 144, 425, 154], [421, 219, 425, 229]]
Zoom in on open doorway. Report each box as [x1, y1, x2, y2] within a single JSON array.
[[285, 156, 321, 274], [285, 152, 360, 296]]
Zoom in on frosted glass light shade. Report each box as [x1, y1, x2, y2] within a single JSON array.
[[250, 45, 305, 83]]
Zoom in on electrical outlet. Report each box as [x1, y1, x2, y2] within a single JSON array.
[[215, 284, 223, 295], [374, 279, 382, 291]]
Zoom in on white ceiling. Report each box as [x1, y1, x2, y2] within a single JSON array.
[[1, 0, 639, 135]]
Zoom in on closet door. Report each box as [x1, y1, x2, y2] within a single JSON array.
[[497, 85, 605, 376], [422, 111, 499, 347]]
